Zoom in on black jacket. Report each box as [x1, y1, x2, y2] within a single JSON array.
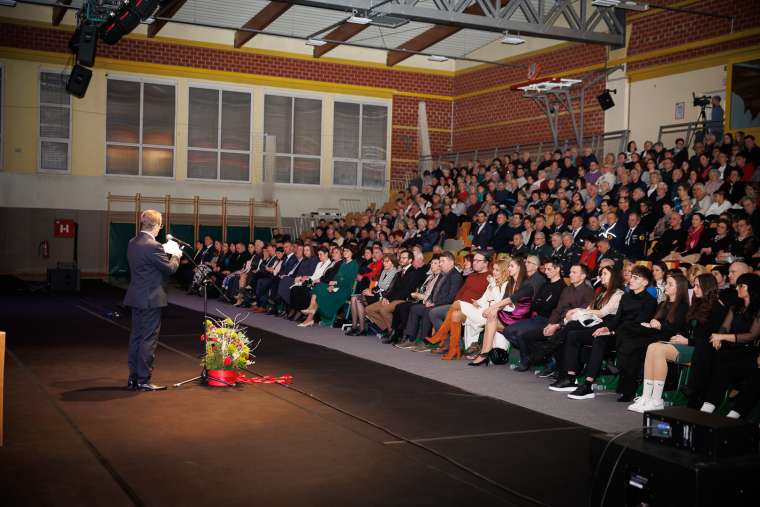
[[428, 269, 464, 307], [471, 222, 493, 249], [385, 265, 427, 301], [124, 232, 180, 309], [603, 289, 658, 330]]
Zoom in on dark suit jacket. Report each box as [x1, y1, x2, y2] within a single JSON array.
[[429, 269, 464, 307], [489, 224, 513, 252], [124, 232, 180, 309], [386, 265, 427, 301], [471, 222, 493, 249]]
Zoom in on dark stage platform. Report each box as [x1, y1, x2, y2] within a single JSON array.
[[0, 281, 596, 506]]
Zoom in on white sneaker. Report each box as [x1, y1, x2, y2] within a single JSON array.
[[641, 399, 664, 412], [627, 396, 649, 413]]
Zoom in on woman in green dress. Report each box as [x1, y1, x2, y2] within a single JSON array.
[[628, 273, 726, 413], [298, 246, 359, 327]]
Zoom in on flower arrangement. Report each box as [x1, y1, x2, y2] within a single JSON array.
[[201, 315, 254, 371]]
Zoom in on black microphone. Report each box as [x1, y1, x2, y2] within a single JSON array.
[[166, 234, 191, 249]]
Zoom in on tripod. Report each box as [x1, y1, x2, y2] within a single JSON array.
[[172, 245, 235, 388], [688, 105, 709, 147]]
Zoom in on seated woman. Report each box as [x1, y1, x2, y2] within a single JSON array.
[[356, 246, 384, 293], [699, 273, 760, 415], [628, 273, 725, 413], [614, 272, 690, 402], [287, 247, 336, 320], [224, 242, 256, 300], [550, 265, 658, 401], [426, 258, 509, 360], [346, 254, 398, 336], [299, 246, 359, 328], [467, 258, 530, 367]]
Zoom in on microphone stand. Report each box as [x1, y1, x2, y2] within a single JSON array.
[[172, 244, 235, 388]]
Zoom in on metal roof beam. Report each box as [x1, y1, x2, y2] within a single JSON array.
[[148, 0, 189, 38], [52, 0, 71, 26], [312, 22, 371, 58]]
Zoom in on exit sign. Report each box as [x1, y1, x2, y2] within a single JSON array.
[[54, 219, 76, 238]]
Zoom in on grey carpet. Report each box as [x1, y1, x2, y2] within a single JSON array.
[[165, 288, 642, 434]]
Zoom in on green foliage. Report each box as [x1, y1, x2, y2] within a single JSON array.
[[201, 315, 253, 371]]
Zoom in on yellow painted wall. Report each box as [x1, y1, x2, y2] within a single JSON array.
[[628, 65, 726, 145], [0, 56, 393, 215]]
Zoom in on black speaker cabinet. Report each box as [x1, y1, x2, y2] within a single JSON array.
[[66, 65, 92, 98], [47, 266, 81, 293], [597, 90, 615, 111], [589, 431, 760, 506], [77, 24, 98, 67]]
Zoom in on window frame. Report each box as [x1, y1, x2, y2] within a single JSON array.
[[186, 81, 253, 184], [331, 97, 389, 190], [37, 68, 73, 174], [104, 74, 177, 179], [263, 90, 323, 186]]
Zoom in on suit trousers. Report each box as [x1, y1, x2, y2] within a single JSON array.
[[504, 316, 548, 366], [128, 307, 162, 384], [404, 303, 434, 341], [365, 300, 404, 332]]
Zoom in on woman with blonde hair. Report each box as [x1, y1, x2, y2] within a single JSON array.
[[426, 258, 510, 360], [468, 258, 531, 366]]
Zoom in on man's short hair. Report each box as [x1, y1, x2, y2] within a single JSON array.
[[440, 251, 456, 262], [140, 209, 162, 231], [572, 263, 589, 276]]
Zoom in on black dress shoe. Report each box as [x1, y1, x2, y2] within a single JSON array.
[[127, 379, 137, 390], [381, 332, 398, 344], [513, 364, 531, 372], [616, 393, 634, 403], [137, 383, 167, 391]]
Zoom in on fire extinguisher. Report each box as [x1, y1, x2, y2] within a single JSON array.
[[39, 240, 50, 258]]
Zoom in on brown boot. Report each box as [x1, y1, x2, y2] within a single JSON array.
[[426, 309, 453, 344], [441, 324, 462, 360]]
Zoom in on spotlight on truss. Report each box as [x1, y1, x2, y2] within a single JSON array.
[[592, 0, 649, 11], [500, 32, 525, 45]]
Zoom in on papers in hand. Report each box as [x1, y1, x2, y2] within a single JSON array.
[[570, 311, 603, 328], [162, 240, 182, 257]]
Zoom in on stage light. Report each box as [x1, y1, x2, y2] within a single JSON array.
[[427, 55, 448, 62], [592, 0, 649, 11], [500, 32, 525, 45], [306, 38, 327, 47], [347, 11, 372, 25]]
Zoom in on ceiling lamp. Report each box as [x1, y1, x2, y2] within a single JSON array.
[[347, 10, 372, 25], [427, 55, 449, 62], [500, 32, 525, 45], [306, 38, 327, 47]]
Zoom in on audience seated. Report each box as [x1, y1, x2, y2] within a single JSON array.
[[175, 131, 760, 419]]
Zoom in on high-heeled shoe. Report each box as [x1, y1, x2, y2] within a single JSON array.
[[301, 308, 316, 316], [468, 353, 490, 367], [297, 321, 314, 328]]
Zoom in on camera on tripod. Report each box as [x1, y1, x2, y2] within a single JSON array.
[[692, 92, 711, 108]]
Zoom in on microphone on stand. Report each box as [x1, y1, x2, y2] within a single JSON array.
[[166, 234, 192, 249]]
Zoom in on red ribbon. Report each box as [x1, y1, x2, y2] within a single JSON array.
[[234, 373, 294, 385]]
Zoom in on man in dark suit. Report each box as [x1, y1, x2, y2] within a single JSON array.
[[621, 212, 648, 260], [124, 210, 180, 391], [471, 211, 493, 249], [366, 251, 426, 338], [399, 252, 464, 345], [488, 211, 513, 252], [599, 211, 627, 252]]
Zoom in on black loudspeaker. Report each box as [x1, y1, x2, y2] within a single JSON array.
[[66, 65, 93, 98], [47, 265, 81, 293], [77, 24, 98, 67], [101, 9, 141, 45], [597, 90, 615, 111], [589, 431, 760, 507]]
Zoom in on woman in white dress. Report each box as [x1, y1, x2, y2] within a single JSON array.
[[425, 259, 510, 360]]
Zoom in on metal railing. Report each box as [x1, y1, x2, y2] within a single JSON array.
[[658, 120, 722, 149]]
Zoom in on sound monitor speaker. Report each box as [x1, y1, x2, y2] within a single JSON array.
[[77, 24, 98, 67], [66, 65, 92, 98], [589, 431, 760, 507], [47, 266, 80, 293], [597, 90, 615, 111]]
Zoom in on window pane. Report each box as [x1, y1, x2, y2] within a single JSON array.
[[143, 83, 175, 146], [220, 152, 249, 181], [188, 150, 217, 179], [142, 147, 173, 177], [40, 105, 70, 139], [106, 144, 139, 175], [264, 95, 292, 154], [362, 161, 385, 189], [333, 160, 358, 186], [293, 98, 321, 156], [293, 157, 320, 185], [361, 105, 387, 160], [333, 102, 360, 159], [40, 141, 68, 171], [221, 91, 251, 151], [188, 87, 219, 149], [107, 80, 140, 144], [274, 156, 291, 183], [40, 72, 69, 105]]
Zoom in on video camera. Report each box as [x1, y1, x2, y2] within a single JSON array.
[[692, 92, 711, 108]]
